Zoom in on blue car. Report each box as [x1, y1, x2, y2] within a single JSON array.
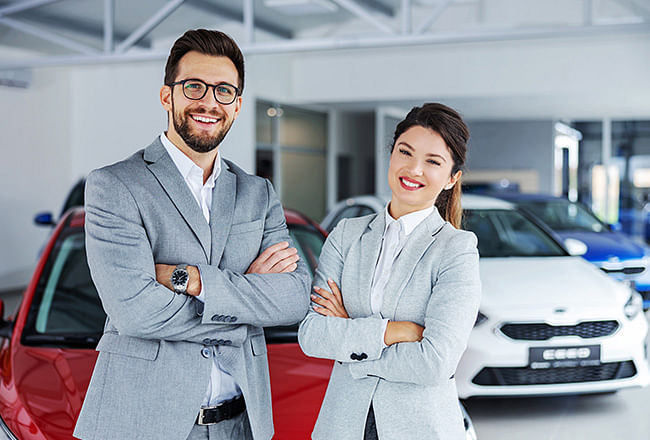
[[488, 193, 650, 309]]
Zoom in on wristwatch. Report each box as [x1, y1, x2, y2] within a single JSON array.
[[170, 264, 189, 294]]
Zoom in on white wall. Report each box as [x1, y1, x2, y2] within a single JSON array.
[[0, 67, 72, 289]]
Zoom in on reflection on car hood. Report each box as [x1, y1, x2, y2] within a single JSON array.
[[554, 230, 645, 262], [479, 257, 629, 311], [13, 346, 97, 439]]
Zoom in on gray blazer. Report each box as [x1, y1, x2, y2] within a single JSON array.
[[298, 209, 481, 440], [74, 138, 311, 440]]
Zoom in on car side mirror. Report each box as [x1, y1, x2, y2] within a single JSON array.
[[564, 238, 588, 256], [0, 300, 13, 339], [34, 212, 55, 226]]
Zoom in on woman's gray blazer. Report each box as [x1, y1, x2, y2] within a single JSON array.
[[298, 208, 481, 440]]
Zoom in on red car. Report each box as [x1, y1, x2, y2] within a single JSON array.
[[3, 208, 476, 439]]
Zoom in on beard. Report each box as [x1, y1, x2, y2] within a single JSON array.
[[171, 98, 234, 153]]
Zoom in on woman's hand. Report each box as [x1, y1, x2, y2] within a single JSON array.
[[384, 321, 425, 346], [311, 279, 349, 318]]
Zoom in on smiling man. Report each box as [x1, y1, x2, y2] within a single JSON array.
[[73, 29, 311, 440]]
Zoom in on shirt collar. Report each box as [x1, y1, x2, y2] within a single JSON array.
[[384, 203, 436, 237], [160, 133, 221, 187]]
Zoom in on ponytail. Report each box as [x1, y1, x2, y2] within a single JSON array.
[[435, 177, 463, 229]]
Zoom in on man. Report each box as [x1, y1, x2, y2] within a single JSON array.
[[74, 29, 311, 440]]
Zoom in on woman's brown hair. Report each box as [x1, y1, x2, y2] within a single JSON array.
[[390, 103, 470, 228]]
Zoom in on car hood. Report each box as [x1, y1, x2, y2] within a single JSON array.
[[479, 257, 629, 313], [554, 230, 645, 262], [12, 345, 97, 439]]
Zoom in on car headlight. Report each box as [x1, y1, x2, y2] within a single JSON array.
[[624, 292, 643, 320], [474, 311, 488, 327]]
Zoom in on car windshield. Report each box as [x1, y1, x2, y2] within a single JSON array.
[[517, 200, 606, 232], [23, 222, 325, 348], [23, 230, 105, 347], [463, 209, 566, 258]]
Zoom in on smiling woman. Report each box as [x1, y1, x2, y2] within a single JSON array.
[[298, 103, 481, 440]]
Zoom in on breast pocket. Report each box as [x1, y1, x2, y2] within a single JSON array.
[[221, 220, 265, 271], [230, 220, 263, 235]]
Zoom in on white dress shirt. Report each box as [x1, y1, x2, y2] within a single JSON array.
[[371, 203, 435, 345], [160, 133, 242, 406]]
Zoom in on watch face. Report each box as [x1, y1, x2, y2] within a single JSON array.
[[171, 271, 188, 286]]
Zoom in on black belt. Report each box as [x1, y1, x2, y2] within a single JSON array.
[[196, 395, 246, 426]]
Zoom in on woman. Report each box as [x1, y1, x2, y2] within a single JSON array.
[[298, 103, 481, 439]]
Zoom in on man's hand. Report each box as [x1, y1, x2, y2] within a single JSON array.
[[384, 321, 425, 346], [246, 241, 299, 274], [155, 264, 201, 296], [311, 279, 349, 318]]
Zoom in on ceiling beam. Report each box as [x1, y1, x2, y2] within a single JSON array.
[[0, 16, 99, 54], [0, 6, 151, 49], [104, 0, 114, 53], [116, 0, 185, 53], [3, 22, 649, 70], [186, 0, 292, 39], [330, 0, 395, 34], [357, 0, 395, 17], [416, 0, 453, 34], [0, 0, 64, 16], [613, 0, 650, 21]]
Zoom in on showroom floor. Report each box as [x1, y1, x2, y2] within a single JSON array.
[[466, 311, 650, 440]]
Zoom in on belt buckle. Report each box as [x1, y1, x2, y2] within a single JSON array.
[[197, 402, 224, 426]]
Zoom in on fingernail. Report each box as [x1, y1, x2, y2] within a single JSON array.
[[311, 294, 316, 299], [327, 278, 333, 283], [313, 286, 319, 291]]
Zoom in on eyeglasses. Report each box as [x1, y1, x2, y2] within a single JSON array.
[[169, 78, 240, 105]]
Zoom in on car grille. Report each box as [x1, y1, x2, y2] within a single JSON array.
[[500, 321, 619, 340], [472, 361, 637, 386]]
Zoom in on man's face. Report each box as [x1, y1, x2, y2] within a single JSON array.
[[160, 51, 242, 154]]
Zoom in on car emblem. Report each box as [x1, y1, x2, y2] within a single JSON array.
[[554, 308, 567, 314], [608, 256, 620, 263]]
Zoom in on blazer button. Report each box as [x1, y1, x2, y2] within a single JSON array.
[[211, 315, 220, 322], [223, 340, 232, 345], [201, 347, 212, 358], [229, 316, 237, 322], [202, 338, 211, 345]]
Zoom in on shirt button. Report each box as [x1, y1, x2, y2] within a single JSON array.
[[201, 347, 212, 358]]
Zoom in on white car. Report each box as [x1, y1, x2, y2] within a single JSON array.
[[323, 194, 650, 397]]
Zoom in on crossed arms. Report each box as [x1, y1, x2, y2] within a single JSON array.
[[85, 168, 311, 345], [298, 220, 481, 386]]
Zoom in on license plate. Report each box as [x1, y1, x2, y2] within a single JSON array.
[[529, 345, 601, 369]]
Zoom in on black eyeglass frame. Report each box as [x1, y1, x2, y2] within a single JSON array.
[[168, 78, 241, 105]]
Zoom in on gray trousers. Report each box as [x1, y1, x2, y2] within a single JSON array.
[[186, 411, 253, 440]]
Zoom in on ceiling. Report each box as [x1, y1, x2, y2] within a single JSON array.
[[0, 0, 648, 70]]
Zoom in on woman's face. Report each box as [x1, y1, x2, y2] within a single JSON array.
[[387, 125, 461, 218]]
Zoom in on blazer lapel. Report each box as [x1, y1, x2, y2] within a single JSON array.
[[209, 159, 236, 266], [144, 139, 212, 262], [355, 213, 385, 316], [381, 210, 446, 320]]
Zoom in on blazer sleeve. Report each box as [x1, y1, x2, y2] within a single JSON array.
[[85, 168, 241, 343], [197, 179, 311, 328], [298, 219, 387, 363], [348, 231, 481, 386]]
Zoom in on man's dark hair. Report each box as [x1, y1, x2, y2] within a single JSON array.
[[164, 29, 245, 93]]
